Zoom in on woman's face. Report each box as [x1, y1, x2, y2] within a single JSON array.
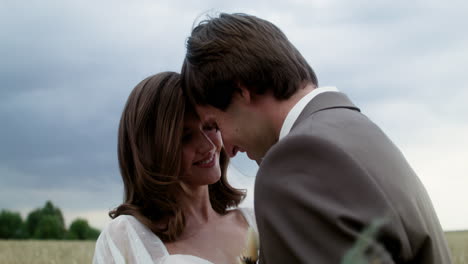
[[180, 114, 223, 186]]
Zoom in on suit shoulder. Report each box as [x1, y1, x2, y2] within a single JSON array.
[[262, 133, 343, 168]]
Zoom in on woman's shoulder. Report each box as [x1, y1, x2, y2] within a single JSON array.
[[237, 207, 254, 218], [103, 214, 165, 242], [100, 214, 140, 235], [94, 214, 169, 263], [232, 207, 257, 232], [106, 214, 138, 227]]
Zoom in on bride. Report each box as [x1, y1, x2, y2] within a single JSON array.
[[93, 72, 257, 264]]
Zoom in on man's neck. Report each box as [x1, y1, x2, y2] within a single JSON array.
[[248, 82, 316, 163], [271, 83, 316, 140]]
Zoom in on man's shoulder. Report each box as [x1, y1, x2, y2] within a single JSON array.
[[264, 127, 339, 162], [257, 133, 340, 183]]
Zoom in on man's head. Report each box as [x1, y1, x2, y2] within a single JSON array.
[[182, 13, 318, 160]]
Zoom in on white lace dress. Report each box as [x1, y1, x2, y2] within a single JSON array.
[[93, 208, 257, 264]]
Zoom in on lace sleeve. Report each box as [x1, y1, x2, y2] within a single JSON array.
[[93, 215, 169, 264]]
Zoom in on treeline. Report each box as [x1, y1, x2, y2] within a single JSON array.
[[0, 201, 100, 240]]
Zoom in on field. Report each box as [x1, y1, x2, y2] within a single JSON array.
[[0, 231, 466, 263], [0, 240, 95, 264], [446, 230, 468, 263]]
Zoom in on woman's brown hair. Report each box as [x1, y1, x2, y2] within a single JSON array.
[[110, 72, 245, 242]]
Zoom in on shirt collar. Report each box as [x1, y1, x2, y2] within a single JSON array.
[[279, 86, 339, 140]]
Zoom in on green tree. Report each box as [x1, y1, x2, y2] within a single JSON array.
[[66, 218, 100, 240], [67, 218, 88, 240], [42, 201, 65, 228], [0, 210, 26, 239], [26, 201, 66, 239], [33, 215, 64, 239], [86, 226, 100, 240], [25, 208, 42, 236], [6, 201, 100, 240]]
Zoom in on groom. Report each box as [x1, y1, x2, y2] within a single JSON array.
[[181, 13, 452, 263]]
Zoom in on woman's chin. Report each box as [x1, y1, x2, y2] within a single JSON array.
[[206, 174, 222, 185], [183, 173, 221, 187]]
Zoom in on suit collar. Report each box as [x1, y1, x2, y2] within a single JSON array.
[[279, 87, 339, 140], [291, 91, 360, 131]]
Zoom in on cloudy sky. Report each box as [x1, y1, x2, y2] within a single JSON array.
[[1, 0, 467, 231]]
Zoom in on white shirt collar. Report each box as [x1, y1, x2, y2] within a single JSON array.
[[279, 86, 339, 140]]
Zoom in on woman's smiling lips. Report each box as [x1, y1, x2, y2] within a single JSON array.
[[194, 153, 216, 168]]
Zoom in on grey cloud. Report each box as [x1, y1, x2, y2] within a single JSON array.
[[0, 0, 467, 229], [0, 1, 196, 213]]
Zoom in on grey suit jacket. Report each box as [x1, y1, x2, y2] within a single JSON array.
[[254, 92, 452, 263]]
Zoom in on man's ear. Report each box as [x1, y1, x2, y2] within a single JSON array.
[[237, 84, 252, 104]]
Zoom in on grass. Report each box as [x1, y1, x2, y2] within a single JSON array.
[[446, 230, 468, 264], [0, 240, 95, 264], [0, 231, 466, 264]]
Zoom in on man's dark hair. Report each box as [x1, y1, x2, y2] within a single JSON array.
[[182, 13, 318, 110]]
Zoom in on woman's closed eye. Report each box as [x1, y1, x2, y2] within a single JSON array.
[[203, 122, 219, 132]]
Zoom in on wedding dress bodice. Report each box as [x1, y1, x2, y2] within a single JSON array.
[[93, 208, 257, 264]]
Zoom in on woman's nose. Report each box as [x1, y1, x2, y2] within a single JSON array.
[[196, 131, 215, 154]]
